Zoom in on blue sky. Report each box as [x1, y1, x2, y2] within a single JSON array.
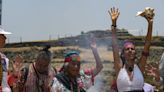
[[2, 0, 164, 42]]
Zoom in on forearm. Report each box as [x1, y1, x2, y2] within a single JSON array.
[[111, 26, 121, 74], [144, 21, 153, 52], [139, 21, 153, 72], [91, 47, 103, 76]]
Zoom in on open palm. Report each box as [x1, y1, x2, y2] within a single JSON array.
[[13, 55, 23, 72], [108, 7, 120, 22]]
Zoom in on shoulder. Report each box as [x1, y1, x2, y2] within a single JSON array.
[[0, 53, 9, 61], [52, 77, 61, 85], [51, 77, 66, 92]]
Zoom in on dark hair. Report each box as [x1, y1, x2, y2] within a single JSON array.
[[36, 45, 52, 62], [42, 45, 51, 52], [120, 49, 126, 67]]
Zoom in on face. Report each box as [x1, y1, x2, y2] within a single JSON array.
[[14, 55, 23, 66], [36, 59, 50, 74], [123, 43, 136, 61], [66, 54, 81, 78], [0, 34, 6, 48]]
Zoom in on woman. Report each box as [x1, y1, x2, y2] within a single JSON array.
[[51, 37, 103, 92], [0, 27, 12, 92], [108, 7, 154, 92]]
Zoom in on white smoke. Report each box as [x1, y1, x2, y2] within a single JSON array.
[[87, 74, 105, 92]]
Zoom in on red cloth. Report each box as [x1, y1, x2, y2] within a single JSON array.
[[8, 74, 18, 87], [111, 80, 118, 91], [84, 67, 95, 85]]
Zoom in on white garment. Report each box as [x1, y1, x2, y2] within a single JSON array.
[[51, 77, 69, 92], [159, 53, 164, 80], [117, 64, 144, 92], [51, 70, 93, 92], [0, 53, 11, 92], [143, 83, 154, 92]]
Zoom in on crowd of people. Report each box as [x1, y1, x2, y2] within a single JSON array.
[[0, 7, 163, 92]]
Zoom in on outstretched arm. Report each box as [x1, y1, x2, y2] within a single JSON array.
[[90, 37, 103, 76], [138, 9, 154, 72], [108, 7, 122, 75]]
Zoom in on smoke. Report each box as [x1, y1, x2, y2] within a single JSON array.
[[77, 31, 112, 48], [78, 32, 114, 92], [87, 74, 106, 92]]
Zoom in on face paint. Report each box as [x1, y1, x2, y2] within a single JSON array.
[[124, 42, 134, 48]]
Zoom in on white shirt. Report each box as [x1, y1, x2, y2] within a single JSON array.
[[117, 64, 144, 92], [0, 53, 11, 92]]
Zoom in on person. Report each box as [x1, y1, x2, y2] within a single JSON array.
[[108, 7, 154, 92], [0, 27, 11, 92], [51, 37, 103, 92], [159, 52, 164, 90], [15, 45, 56, 92], [7, 54, 24, 92], [0, 27, 12, 92], [144, 53, 164, 91]]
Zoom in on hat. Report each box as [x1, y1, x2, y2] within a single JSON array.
[[0, 27, 12, 34], [64, 51, 79, 58], [64, 51, 80, 63]]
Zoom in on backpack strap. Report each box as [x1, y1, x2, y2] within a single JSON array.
[[20, 66, 29, 83]]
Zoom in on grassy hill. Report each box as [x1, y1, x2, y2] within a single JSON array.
[[5, 29, 164, 48]]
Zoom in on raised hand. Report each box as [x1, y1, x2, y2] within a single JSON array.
[[13, 55, 23, 73], [108, 7, 120, 24], [145, 63, 160, 81], [137, 7, 155, 23], [89, 34, 103, 76], [89, 35, 97, 49]]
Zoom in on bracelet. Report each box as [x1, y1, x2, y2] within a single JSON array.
[[142, 51, 149, 57], [111, 25, 117, 28]]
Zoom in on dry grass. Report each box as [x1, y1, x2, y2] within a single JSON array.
[[2, 45, 164, 91]]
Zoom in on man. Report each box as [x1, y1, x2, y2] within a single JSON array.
[[0, 27, 12, 92], [51, 37, 103, 92], [24, 45, 56, 92]]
